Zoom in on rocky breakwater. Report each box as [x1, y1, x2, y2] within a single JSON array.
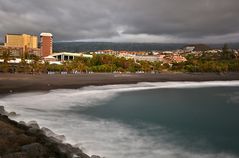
[[0, 106, 99, 158]]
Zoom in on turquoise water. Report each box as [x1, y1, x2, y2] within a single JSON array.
[[2, 81, 239, 158], [77, 87, 239, 155]]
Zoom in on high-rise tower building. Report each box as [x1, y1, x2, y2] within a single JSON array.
[[40, 33, 53, 57], [4, 34, 38, 51]]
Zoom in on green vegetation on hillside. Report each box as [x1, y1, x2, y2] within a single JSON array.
[[0, 44, 239, 74], [171, 44, 239, 73]]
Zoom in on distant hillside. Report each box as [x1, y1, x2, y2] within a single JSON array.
[[209, 43, 239, 50], [53, 42, 239, 52], [53, 42, 183, 52], [2, 42, 238, 52]]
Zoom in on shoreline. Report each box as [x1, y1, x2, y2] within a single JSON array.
[[0, 106, 92, 158], [1, 72, 239, 95], [1, 72, 239, 157]]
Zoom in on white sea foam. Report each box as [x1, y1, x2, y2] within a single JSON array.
[[1, 81, 239, 158]]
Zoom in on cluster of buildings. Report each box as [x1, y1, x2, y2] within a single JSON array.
[[88, 44, 239, 64], [90, 49, 188, 64], [0, 33, 188, 65], [0, 33, 53, 58], [3, 33, 237, 66], [0, 33, 93, 65]]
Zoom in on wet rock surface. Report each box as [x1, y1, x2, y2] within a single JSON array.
[[27, 121, 40, 129], [0, 106, 8, 116], [41, 127, 66, 143], [0, 113, 91, 158], [91, 155, 102, 158], [0, 106, 17, 117]]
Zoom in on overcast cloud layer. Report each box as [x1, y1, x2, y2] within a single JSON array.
[[0, 0, 239, 43]]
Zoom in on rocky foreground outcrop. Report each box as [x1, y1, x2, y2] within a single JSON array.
[[0, 106, 94, 158]]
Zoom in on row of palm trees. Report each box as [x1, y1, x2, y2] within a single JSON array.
[[0, 48, 43, 73], [0, 48, 162, 74]]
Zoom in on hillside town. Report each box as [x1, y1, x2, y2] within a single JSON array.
[[0, 33, 239, 73]]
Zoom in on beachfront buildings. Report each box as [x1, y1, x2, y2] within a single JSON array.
[[1, 33, 55, 58], [4, 34, 38, 50], [44, 52, 92, 62], [40, 33, 53, 57], [3, 34, 40, 57]]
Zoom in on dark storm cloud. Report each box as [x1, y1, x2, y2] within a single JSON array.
[[0, 0, 238, 43], [118, 0, 239, 37], [0, 0, 119, 41]]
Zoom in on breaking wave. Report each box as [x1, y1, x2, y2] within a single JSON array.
[[1, 81, 239, 158]]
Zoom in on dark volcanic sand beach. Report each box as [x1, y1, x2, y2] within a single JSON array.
[[0, 72, 239, 95], [1, 72, 239, 158]]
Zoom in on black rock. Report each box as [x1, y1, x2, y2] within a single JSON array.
[[0, 106, 7, 115], [27, 121, 40, 129], [19, 121, 26, 126], [41, 127, 66, 143], [8, 112, 17, 117], [2, 152, 28, 158], [21, 143, 47, 158], [27, 127, 43, 136], [0, 112, 91, 158], [91, 155, 101, 158], [57, 143, 90, 158]]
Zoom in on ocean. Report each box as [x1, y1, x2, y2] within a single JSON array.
[[1, 81, 239, 158]]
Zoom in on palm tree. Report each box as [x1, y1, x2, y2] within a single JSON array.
[[0, 48, 12, 72], [77, 63, 87, 73], [31, 55, 41, 73], [17, 56, 27, 73], [0, 48, 12, 64]]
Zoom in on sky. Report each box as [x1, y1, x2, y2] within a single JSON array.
[[0, 0, 239, 43]]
